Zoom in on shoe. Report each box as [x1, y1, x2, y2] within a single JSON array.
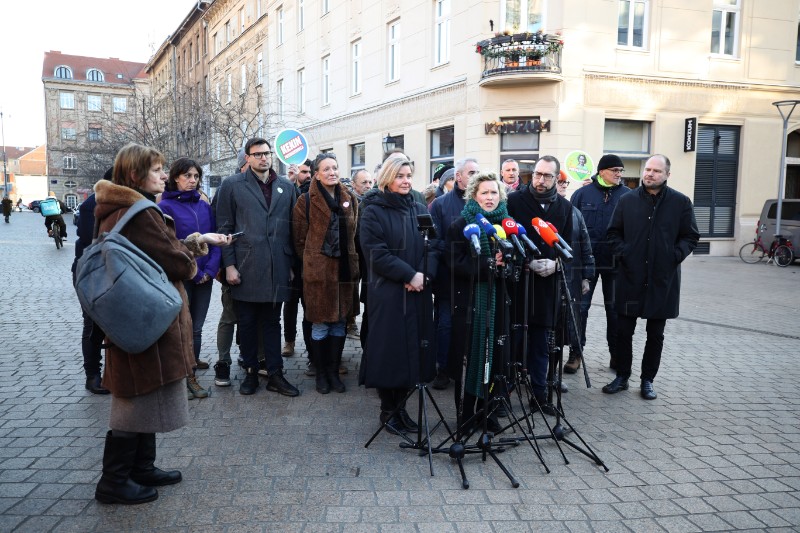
[[129, 433, 182, 487], [266, 371, 300, 397], [379, 411, 405, 436], [239, 368, 259, 395], [564, 351, 581, 374], [431, 368, 450, 390], [213, 362, 231, 387], [346, 323, 360, 339], [493, 401, 509, 418], [558, 380, 569, 393], [327, 336, 347, 393], [304, 362, 316, 376], [237, 357, 245, 368], [187, 375, 209, 399], [540, 403, 558, 417], [641, 380, 657, 400], [338, 365, 348, 375], [397, 408, 418, 433], [257, 360, 268, 377], [485, 415, 504, 433], [281, 341, 295, 357], [85, 374, 110, 395], [195, 360, 209, 370], [95, 431, 159, 505], [602, 376, 629, 394]]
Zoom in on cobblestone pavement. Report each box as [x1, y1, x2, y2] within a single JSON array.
[[1, 211, 799, 532]]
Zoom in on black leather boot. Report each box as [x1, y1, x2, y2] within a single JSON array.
[[95, 431, 158, 505], [310, 338, 330, 394], [129, 433, 182, 487], [326, 336, 346, 393]]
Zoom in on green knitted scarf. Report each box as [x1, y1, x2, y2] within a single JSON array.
[[460, 199, 508, 398]]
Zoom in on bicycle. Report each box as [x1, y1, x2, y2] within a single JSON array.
[[48, 224, 63, 250], [739, 228, 794, 267]]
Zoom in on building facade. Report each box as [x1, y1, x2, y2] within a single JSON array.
[[41, 51, 148, 204]]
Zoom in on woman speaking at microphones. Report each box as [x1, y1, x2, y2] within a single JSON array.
[[444, 172, 509, 433]]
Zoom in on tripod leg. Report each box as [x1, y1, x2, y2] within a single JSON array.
[[456, 458, 470, 489], [486, 450, 519, 488]]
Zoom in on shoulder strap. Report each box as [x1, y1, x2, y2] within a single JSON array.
[[110, 199, 163, 235]]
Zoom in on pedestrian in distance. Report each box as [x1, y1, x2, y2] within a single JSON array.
[[2, 195, 12, 222]]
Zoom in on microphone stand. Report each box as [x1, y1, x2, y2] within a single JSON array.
[[364, 219, 454, 476]]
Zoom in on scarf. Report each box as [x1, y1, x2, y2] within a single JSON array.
[[528, 182, 558, 204], [459, 198, 509, 398], [315, 179, 351, 283]]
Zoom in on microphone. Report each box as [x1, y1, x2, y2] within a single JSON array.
[[492, 224, 506, 240], [463, 223, 481, 257], [531, 217, 573, 262], [501, 218, 526, 258], [545, 221, 574, 254], [515, 224, 541, 257], [475, 214, 513, 253]]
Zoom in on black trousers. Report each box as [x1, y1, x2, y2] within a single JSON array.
[[615, 314, 667, 382]]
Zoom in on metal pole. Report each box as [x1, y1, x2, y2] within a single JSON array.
[[1, 111, 8, 198], [772, 100, 800, 238]]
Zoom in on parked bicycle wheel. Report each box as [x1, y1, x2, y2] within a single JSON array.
[[53, 229, 63, 250], [774, 244, 794, 267], [738, 242, 765, 264]]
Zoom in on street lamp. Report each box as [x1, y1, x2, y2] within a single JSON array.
[[0, 110, 8, 198], [382, 133, 398, 155], [772, 100, 800, 237]]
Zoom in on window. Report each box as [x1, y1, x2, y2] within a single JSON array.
[[212, 32, 218, 55], [322, 0, 330, 15], [298, 0, 305, 31], [257, 52, 264, 85], [87, 95, 102, 112], [321, 55, 330, 106], [189, 44, 194, 69], [196, 36, 200, 63], [63, 156, 77, 170], [430, 126, 455, 177], [227, 73, 233, 102], [86, 68, 104, 82], [351, 142, 366, 171], [241, 64, 247, 94], [435, 0, 451, 65], [61, 126, 76, 141], [54, 66, 73, 79], [500, 0, 544, 34], [240, 7, 246, 32], [59, 92, 74, 109], [215, 82, 220, 102], [617, 0, 648, 48], [297, 68, 305, 114], [603, 119, 651, 186], [387, 20, 401, 82], [88, 126, 102, 142], [796, 20, 800, 62], [257, 0, 262, 18], [711, 0, 740, 56], [694, 125, 740, 238], [277, 79, 284, 120], [278, 7, 285, 44], [352, 40, 362, 95], [113, 97, 127, 113]]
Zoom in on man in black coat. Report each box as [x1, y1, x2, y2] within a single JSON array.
[[507, 155, 573, 412], [602, 155, 699, 400]]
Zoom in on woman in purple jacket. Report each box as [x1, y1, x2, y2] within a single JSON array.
[[158, 158, 221, 399]]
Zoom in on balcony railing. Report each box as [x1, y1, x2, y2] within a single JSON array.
[[476, 33, 563, 82]]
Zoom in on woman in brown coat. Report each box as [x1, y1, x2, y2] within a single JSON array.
[[93, 143, 230, 505], [293, 153, 359, 394]]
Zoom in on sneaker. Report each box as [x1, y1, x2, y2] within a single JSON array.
[[281, 341, 295, 357], [431, 368, 450, 390], [257, 359, 268, 377], [213, 362, 231, 387], [304, 362, 316, 377], [346, 323, 360, 339], [266, 371, 300, 397], [187, 375, 209, 399], [239, 368, 259, 395], [196, 360, 210, 370]]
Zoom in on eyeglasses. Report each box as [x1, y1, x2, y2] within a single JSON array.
[[604, 167, 624, 174], [249, 151, 272, 159], [557, 180, 570, 186], [533, 171, 556, 181]]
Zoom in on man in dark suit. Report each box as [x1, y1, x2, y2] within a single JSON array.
[[215, 137, 300, 397]]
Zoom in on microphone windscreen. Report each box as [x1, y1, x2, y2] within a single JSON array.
[[475, 213, 497, 236], [516, 223, 529, 236], [501, 218, 519, 235], [546, 221, 559, 234], [531, 217, 559, 247], [493, 224, 507, 239], [463, 223, 480, 238]]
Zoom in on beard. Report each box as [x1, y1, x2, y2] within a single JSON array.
[[644, 180, 666, 193]]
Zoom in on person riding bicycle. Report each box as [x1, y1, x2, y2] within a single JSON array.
[[42, 195, 68, 238]]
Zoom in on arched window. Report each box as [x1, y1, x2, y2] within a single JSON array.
[[86, 68, 104, 82], [54, 66, 73, 79]]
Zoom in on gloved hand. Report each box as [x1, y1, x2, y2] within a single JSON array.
[[530, 258, 556, 277], [582, 279, 590, 295]]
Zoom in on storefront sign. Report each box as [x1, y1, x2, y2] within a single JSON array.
[[684, 118, 697, 152], [485, 119, 551, 135]]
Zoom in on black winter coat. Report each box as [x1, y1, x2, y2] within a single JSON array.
[[507, 184, 574, 328], [608, 185, 699, 319], [359, 191, 439, 389], [570, 178, 630, 269]]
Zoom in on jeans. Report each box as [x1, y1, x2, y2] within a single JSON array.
[[233, 299, 283, 374], [579, 270, 618, 358], [216, 285, 236, 364], [434, 299, 452, 370], [81, 309, 105, 377], [311, 321, 346, 340], [615, 315, 667, 382], [282, 291, 312, 345], [183, 280, 213, 362]]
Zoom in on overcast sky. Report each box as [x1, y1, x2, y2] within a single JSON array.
[[0, 0, 200, 147]]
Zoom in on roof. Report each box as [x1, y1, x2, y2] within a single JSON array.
[[42, 51, 147, 83], [1, 146, 36, 160]]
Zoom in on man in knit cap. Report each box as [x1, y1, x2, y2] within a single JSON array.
[[565, 154, 630, 373]]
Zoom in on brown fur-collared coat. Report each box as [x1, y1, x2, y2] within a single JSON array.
[[292, 181, 359, 324], [93, 180, 207, 399]]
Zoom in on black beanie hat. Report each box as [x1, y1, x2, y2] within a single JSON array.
[[433, 163, 454, 181], [597, 154, 624, 171]]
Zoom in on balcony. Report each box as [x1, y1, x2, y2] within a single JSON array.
[[476, 33, 563, 87]]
